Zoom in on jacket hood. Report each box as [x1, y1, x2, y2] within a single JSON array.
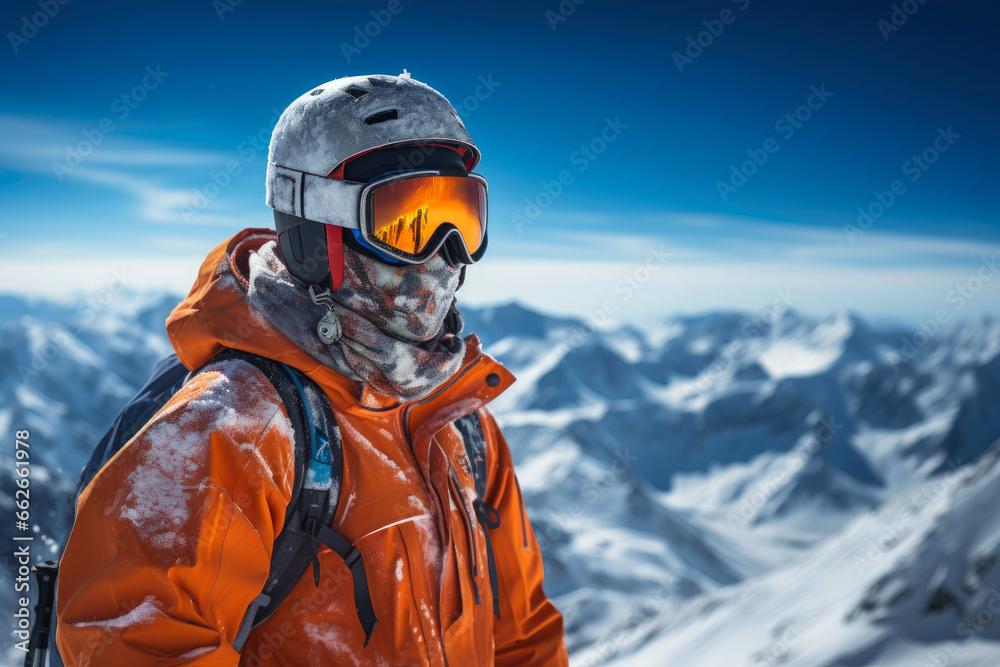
[[166, 228, 513, 412]]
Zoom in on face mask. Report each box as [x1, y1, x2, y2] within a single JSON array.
[[332, 244, 462, 344], [247, 240, 467, 402]]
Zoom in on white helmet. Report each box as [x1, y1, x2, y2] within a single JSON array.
[[266, 73, 479, 227]]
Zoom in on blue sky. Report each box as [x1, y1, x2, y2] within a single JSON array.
[[0, 0, 997, 325]]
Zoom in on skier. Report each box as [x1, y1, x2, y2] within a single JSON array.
[[53, 73, 569, 665]]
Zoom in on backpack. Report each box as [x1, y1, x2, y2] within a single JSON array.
[[24, 348, 500, 666]]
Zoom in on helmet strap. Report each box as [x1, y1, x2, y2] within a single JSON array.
[[326, 225, 345, 290]]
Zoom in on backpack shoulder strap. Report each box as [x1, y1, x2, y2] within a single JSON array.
[[218, 350, 314, 529], [224, 350, 377, 651]]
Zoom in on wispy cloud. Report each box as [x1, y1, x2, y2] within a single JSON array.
[[0, 114, 247, 226], [0, 114, 225, 170], [498, 210, 1000, 267], [69, 166, 249, 227], [478, 212, 1000, 324]]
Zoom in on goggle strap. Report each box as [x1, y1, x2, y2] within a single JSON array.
[[326, 224, 345, 290], [266, 163, 363, 230]]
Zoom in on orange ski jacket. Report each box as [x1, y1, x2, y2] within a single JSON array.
[[55, 228, 569, 666]]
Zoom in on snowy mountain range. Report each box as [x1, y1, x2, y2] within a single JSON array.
[[1, 291, 998, 666]]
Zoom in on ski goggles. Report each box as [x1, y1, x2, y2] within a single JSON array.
[[266, 165, 488, 265], [361, 170, 488, 264]]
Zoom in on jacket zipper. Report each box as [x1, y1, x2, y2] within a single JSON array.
[[448, 464, 481, 605], [514, 475, 528, 550]]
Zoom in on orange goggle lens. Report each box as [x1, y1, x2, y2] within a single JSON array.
[[368, 176, 486, 259]]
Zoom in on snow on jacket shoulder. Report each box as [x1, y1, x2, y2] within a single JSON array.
[[55, 228, 568, 667]]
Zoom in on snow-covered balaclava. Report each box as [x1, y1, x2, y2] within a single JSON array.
[[247, 240, 465, 402], [325, 243, 466, 399]]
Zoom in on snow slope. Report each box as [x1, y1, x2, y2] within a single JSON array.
[[584, 439, 1000, 667]]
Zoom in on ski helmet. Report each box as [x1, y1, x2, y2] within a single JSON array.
[[265, 72, 480, 287]]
